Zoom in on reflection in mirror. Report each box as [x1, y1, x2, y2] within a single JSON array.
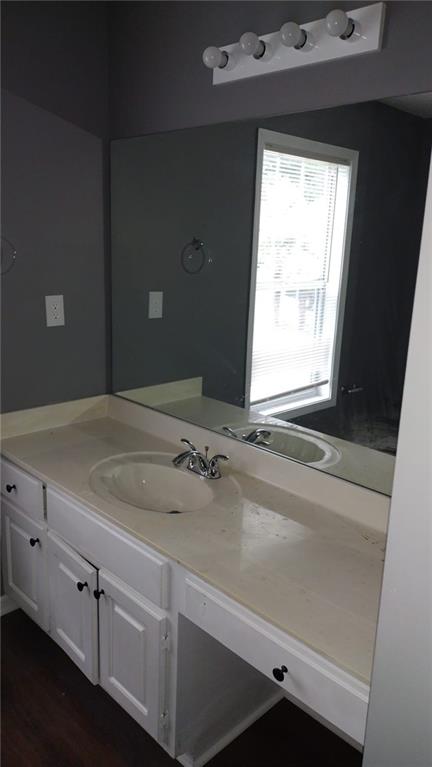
[[111, 94, 432, 496]]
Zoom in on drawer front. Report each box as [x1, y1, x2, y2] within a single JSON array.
[[47, 488, 169, 609], [1, 458, 45, 521], [184, 576, 369, 745]]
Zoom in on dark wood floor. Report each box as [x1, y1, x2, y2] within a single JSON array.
[[2, 610, 362, 767]]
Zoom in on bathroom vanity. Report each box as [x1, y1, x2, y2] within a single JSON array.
[[1, 396, 388, 765]]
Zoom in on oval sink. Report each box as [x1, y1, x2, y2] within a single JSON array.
[[223, 423, 340, 468], [89, 452, 240, 513]]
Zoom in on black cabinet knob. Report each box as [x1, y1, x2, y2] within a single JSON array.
[[76, 581, 88, 592], [29, 537, 40, 547], [6, 484, 17, 493], [272, 665, 288, 682], [93, 588, 105, 600]]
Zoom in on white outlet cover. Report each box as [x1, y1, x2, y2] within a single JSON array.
[[149, 291, 163, 319], [45, 294, 65, 327]]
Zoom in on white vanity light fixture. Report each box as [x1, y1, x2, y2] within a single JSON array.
[[325, 9, 357, 40], [205, 2, 385, 86], [280, 21, 309, 51]]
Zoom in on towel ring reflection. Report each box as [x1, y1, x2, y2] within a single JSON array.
[[181, 237, 207, 274], [1, 237, 17, 275]]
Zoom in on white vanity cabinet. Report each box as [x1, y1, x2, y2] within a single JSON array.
[[1, 461, 172, 748], [45, 486, 171, 743], [1, 456, 371, 764], [47, 532, 168, 740]]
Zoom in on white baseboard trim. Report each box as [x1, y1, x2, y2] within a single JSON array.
[[177, 690, 283, 767], [0, 594, 18, 617]]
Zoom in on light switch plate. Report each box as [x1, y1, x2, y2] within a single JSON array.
[[148, 291, 163, 319], [45, 295, 65, 327]]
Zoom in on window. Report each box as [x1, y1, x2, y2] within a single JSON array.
[[246, 130, 357, 417]]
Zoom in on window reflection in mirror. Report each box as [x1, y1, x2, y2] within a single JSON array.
[[247, 130, 357, 419], [111, 94, 432, 496]]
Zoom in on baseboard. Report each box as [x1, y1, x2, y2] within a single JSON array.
[[177, 690, 283, 767], [0, 594, 18, 617]]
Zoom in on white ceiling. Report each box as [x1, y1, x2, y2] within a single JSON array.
[[382, 93, 432, 119]]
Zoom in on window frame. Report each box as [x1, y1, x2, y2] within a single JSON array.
[[245, 128, 359, 418]]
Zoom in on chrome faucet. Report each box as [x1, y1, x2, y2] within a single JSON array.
[[173, 439, 229, 479], [222, 426, 271, 446], [222, 426, 238, 438], [243, 428, 272, 445]]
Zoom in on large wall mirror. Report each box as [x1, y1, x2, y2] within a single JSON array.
[[111, 93, 432, 496]]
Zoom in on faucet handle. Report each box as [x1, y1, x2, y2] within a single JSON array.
[[180, 438, 197, 452], [208, 453, 229, 479], [222, 426, 238, 438]]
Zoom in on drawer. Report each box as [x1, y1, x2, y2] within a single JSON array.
[[184, 576, 369, 745], [1, 458, 45, 521], [47, 488, 169, 609]]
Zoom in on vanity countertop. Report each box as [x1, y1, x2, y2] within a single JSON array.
[[1, 415, 386, 685]]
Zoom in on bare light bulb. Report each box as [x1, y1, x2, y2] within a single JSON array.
[[280, 21, 307, 49], [202, 46, 229, 69], [239, 31, 266, 59], [325, 9, 355, 39]]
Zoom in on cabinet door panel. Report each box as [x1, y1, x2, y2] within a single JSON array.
[[98, 569, 168, 741], [1, 500, 48, 629], [47, 532, 98, 683]]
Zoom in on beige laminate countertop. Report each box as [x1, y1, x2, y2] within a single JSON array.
[[1, 416, 386, 685]]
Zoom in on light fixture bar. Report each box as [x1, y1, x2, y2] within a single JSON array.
[[210, 3, 385, 86]]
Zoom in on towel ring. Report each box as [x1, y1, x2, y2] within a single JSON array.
[[1, 237, 17, 275], [181, 237, 207, 274]]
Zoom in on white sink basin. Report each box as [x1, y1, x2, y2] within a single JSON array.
[[223, 423, 340, 468], [89, 452, 240, 513]]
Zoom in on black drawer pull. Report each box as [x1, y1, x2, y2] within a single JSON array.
[[29, 537, 40, 548], [93, 588, 105, 600], [6, 484, 17, 493], [76, 581, 88, 592], [272, 665, 288, 682]]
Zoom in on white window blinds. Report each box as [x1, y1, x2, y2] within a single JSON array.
[[249, 138, 352, 411]]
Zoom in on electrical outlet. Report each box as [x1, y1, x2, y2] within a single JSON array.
[[45, 295, 65, 327], [148, 291, 163, 319]]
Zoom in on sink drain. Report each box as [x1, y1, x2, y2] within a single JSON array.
[[168, 510, 182, 514]]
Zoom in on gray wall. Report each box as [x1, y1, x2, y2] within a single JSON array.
[[111, 119, 256, 405], [109, 1, 432, 138], [1, 91, 107, 412], [2, 0, 109, 137], [111, 102, 430, 416], [1, 1, 109, 412]]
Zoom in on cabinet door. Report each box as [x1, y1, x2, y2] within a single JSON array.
[[47, 532, 98, 683], [1, 499, 48, 630], [98, 569, 168, 741]]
